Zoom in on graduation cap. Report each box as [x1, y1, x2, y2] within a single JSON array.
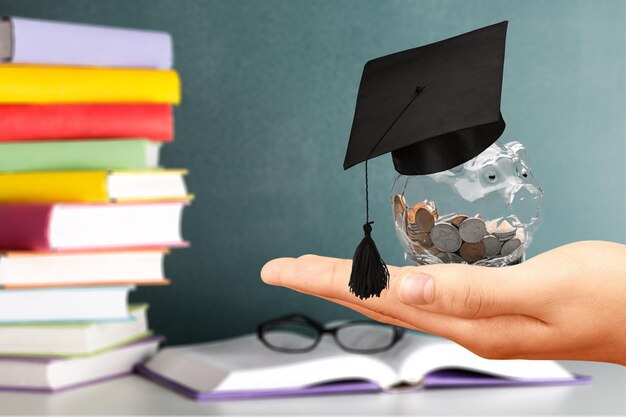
[[345, 21, 508, 299]]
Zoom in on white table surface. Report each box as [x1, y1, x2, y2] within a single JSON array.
[[0, 361, 623, 415]]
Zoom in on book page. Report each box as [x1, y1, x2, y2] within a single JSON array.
[[146, 334, 399, 392], [397, 334, 573, 383]]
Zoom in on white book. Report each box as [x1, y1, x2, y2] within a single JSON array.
[[0, 286, 132, 323], [0, 249, 167, 288], [0, 304, 150, 357], [0, 202, 187, 251], [0, 336, 160, 392], [142, 332, 577, 395]]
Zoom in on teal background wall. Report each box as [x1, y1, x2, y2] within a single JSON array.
[[0, 0, 623, 345]]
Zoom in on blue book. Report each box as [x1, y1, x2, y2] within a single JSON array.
[[0, 286, 133, 323]]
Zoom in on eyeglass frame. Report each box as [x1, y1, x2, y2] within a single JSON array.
[[257, 313, 405, 354]]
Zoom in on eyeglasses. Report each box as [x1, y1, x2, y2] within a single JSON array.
[[257, 313, 405, 354]]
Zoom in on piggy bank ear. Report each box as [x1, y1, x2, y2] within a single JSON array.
[[504, 141, 528, 161]]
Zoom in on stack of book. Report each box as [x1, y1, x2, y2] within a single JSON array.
[[0, 17, 189, 393]]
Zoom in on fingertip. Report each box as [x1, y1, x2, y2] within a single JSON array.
[[260, 257, 294, 285], [399, 273, 434, 305]]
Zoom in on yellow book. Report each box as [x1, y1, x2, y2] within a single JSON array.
[[0, 170, 191, 203], [0, 65, 180, 104]]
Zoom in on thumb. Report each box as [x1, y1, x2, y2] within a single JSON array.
[[396, 263, 543, 319]]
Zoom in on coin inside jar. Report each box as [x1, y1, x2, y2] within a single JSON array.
[[430, 222, 462, 252], [436, 252, 465, 264], [482, 235, 502, 257], [458, 217, 487, 243], [500, 237, 522, 256], [500, 229, 524, 256], [450, 214, 468, 227], [414, 207, 435, 232], [392, 194, 408, 220], [491, 219, 517, 241], [411, 232, 433, 250], [407, 202, 426, 225], [459, 241, 486, 263]]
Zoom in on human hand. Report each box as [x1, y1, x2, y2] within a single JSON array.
[[261, 240, 626, 366]]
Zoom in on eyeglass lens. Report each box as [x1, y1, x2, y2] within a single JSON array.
[[335, 322, 396, 351], [262, 319, 398, 353], [262, 322, 319, 351]]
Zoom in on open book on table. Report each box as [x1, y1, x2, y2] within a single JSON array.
[[136, 330, 589, 401]]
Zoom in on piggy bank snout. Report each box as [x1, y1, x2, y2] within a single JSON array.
[[507, 183, 543, 225]]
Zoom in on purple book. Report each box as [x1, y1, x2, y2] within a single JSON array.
[[0, 17, 172, 68], [133, 334, 591, 402]]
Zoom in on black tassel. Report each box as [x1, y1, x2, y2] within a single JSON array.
[[347, 86, 425, 299], [349, 223, 390, 299]]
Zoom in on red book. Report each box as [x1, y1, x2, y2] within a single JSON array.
[[0, 104, 173, 142], [0, 202, 187, 250]]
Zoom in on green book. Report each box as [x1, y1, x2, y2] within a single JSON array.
[[0, 304, 151, 358], [0, 139, 160, 172]]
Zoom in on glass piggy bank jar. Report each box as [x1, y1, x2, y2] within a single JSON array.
[[391, 141, 543, 266]]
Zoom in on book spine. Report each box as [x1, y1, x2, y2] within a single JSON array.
[[10, 17, 173, 69], [0, 140, 158, 172], [0, 66, 180, 104], [0, 171, 109, 203], [0, 205, 54, 250], [0, 104, 173, 142]]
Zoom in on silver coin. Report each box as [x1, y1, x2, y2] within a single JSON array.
[[491, 219, 517, 241], [482, 235, 502, 257], [437, 212, 459, 223], [500, 238, 522, 256], [494, 230, 516, 242], [437, 252, 465, 264], [430, 222, 462, 252], [458, 218, 487, 243]]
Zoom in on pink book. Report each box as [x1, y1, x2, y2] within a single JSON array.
[[0, 202, 188, 251]]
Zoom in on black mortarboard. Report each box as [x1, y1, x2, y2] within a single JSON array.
[[345, 22, 508, 299]]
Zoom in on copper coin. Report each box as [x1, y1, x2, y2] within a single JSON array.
[[408, 202, 436, 232], [407, 202, 427, 224], [459, 241, 486, 263], [450, 214, 469, 227], [406, 223, 422, 239], [414, 207, 435, 232], [427, 246, 441, 256], [425, 201, 439, 219], [411, 232, 433, 249], [392, 194, 408, 220]]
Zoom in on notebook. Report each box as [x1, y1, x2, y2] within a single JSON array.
[[136, 332, 590, 401]]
